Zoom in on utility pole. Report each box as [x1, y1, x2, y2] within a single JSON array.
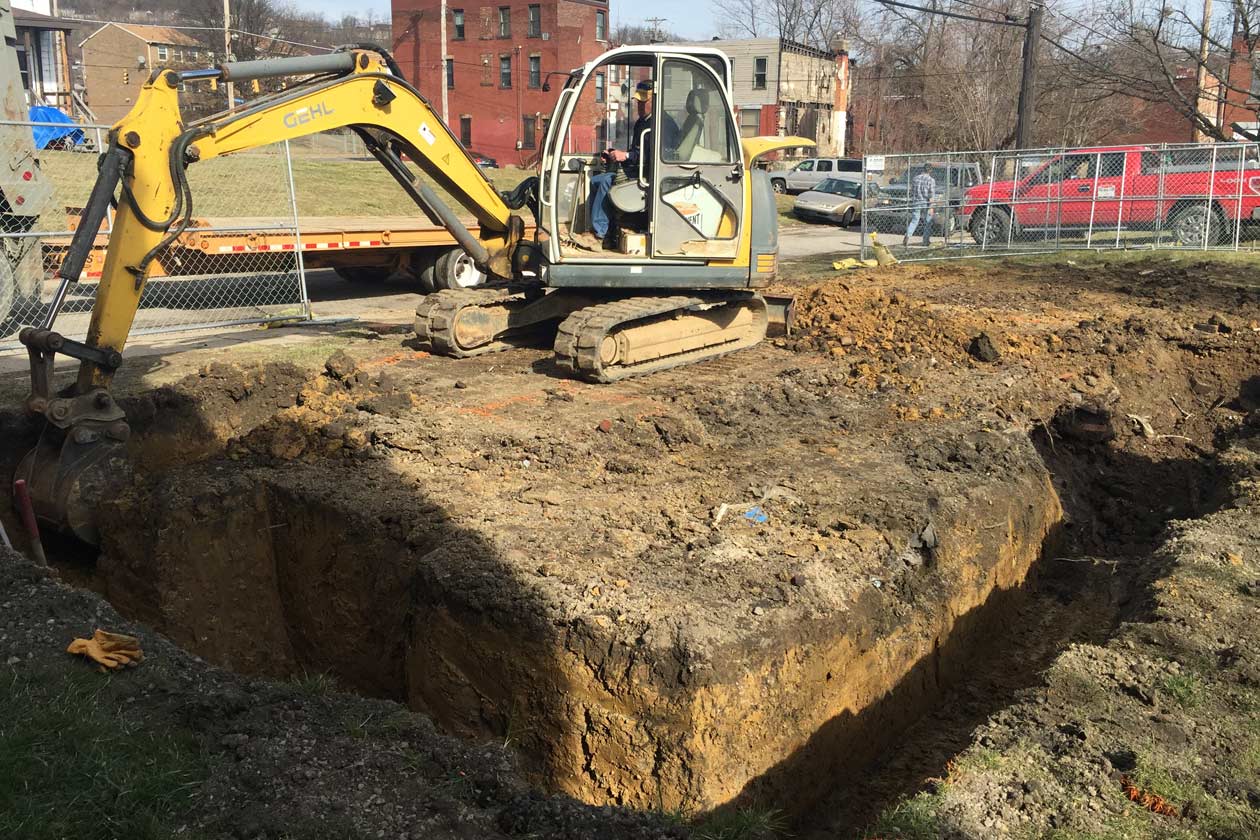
[[644, 17, 666, 42], [1013, 2, 1042, 149], [223, 0, 234, 114], [439, 0, 449, 123], [1194, 0, 1212, 141]]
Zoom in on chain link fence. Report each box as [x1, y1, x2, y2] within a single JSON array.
[[860, 142, 1260, 263], [1, 119, 309, 352]]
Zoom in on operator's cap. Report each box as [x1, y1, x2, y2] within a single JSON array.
[[633, 80, 655, 101]]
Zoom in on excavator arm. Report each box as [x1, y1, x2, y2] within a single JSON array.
[[16, 47, 525, 542]]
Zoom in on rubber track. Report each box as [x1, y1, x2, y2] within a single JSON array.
[[554, 293, 766, 383], [414, 288, 521, 358]]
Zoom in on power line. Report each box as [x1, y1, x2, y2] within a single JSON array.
[[875, 0, 1026, 28]]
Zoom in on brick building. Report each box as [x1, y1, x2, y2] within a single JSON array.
[[391, 0, 610, 166]]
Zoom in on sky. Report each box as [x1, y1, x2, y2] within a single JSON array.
[[297, 0, 716, 40]]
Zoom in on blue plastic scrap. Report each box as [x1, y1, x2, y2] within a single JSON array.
[[743, 505, 768, 524], [29, 105, 84, 150]]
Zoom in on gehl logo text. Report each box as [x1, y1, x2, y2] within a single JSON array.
[[283, 103, 335, 128]]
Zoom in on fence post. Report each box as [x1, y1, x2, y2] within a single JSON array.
[[1154, 144, 1167, 249], [1114, 149, 1128, 249], [1085, 152, 1101, 249], [861, 153, 869, 262], [980, 152, 997, 252], [282, 139, 311, 320], [1234, 143, 1245, 252], [1203, 144, 1219, 250]]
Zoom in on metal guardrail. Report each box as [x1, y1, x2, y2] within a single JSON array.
[[1, 119, 309, 351], [860, 142, 1260, 263]]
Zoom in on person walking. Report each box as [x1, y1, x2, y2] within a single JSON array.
[[904, 162, 937, 248]]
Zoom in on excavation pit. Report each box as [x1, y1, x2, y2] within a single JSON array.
[[5, 254, 1260, 828]]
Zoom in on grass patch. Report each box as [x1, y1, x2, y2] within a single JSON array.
[[863, 791, 946, 840], [692, 807, 789, 840], [38, 143, 533, 226], [0, 665, 210, 840], [1160, 672, 1204, 709], [289, 669, 339, 695]]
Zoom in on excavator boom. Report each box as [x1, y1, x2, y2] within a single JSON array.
[[17, 47, 525, 541]]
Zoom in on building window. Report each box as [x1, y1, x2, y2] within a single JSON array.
[[595, 10, 607, 40], [522, 115, 536, 149], [498, 6, 511, 37], [753, 56, 767, 89], [156, 45, 169, 62], [460, 116, 472, 146], [739, 108, 760, 138], [480, 53, 492, 85], [453, 9, 465, 39], [528, 4, 541, 37], [500, 55, 512, 88], [541, 115, 550, 143], [594, 72, 605, 103], [446, 58, 454, 89], [529, 55, 541, 88]]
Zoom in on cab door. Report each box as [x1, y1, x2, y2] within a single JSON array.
[[650, 55, 744, 259]]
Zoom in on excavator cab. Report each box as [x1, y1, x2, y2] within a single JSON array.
[[540, 47, 746, 266]]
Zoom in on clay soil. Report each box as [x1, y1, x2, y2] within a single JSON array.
[[2, 251, 1260, 839]]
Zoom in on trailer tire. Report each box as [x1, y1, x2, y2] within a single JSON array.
[[0, 258, 14, 336], [432, 247, 485, 290], [1168, 203, 1227, 247]]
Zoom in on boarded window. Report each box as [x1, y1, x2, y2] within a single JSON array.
[[460, 116, 472, 146], [739, 108, 760, 138], [522, 115, 536, 149]]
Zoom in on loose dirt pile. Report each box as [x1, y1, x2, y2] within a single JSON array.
[[3, 252, 1260, 838]]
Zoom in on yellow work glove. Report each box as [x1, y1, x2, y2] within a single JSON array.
[[66, 629, 144, 670]]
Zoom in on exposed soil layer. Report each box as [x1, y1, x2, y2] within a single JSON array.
[[4, 253, 1260, 836]]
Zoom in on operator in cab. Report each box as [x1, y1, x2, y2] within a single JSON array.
[[574, 78, 679, 251]]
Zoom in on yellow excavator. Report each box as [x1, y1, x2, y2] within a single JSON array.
[[14, 44, 810, 541]]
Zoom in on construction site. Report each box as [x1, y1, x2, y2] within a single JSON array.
[[1, 14, 1259, 840]]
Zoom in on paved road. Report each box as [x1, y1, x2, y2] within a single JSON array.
[[779, 224, 863, 259]]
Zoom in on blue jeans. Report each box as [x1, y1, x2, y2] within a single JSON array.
[[588, 172, 616, 238], [904, 204, 932, 246]]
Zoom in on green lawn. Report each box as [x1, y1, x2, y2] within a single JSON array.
[[37, 145, 535, 228]]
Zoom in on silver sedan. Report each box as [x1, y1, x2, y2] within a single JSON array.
[[792, 178, 865, 227]]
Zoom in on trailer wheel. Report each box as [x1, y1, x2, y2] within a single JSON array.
[[432, 247, 485, 290], [334, 265, 393, 284], [0, 259, 17, 339]]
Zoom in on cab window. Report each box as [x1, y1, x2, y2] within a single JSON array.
[[660, 60, 734, 164]]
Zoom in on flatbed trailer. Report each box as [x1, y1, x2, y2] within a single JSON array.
[[43, 214, 531, 290]]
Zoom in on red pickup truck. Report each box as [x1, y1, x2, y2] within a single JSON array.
[[959, 145, 1260, 247]]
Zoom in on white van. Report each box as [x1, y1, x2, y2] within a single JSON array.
[[772, 158, 864, 194]]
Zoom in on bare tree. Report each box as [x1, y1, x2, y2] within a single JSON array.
[[710, 0, 862, 49], [1058, 0, 1260, 141]]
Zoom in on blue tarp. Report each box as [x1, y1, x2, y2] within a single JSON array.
[[29, 106, 84, 150]]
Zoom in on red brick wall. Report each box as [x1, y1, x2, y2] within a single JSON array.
[[391, 0, 609, 166]]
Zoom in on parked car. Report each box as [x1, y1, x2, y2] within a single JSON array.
[[469, 151, 499, 169], [793, 178, 867, 226], [959, 144, 1260, 247], [772, 157, 864, 194], [869, 161, 983, 236]]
